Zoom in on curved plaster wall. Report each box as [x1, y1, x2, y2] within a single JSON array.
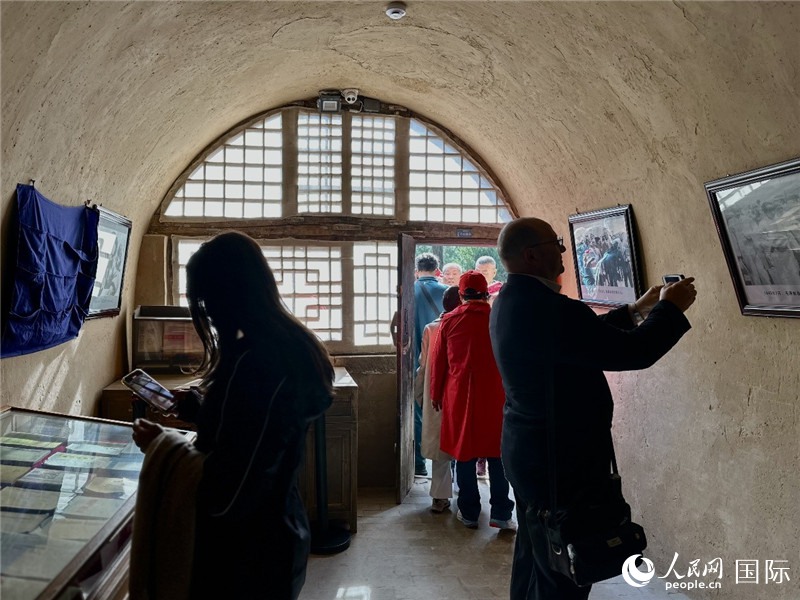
[[1, 3, 798, 597]]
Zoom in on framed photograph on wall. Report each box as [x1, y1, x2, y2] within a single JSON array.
[[88, 207, 132, 318], [705, 157, 800, 318], [568, 204, 643, 308]]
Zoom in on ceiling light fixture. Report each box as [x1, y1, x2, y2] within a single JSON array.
[[385, 2, 407, 21]]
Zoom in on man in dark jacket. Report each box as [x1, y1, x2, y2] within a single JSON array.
[[489, 218, 697, 600]]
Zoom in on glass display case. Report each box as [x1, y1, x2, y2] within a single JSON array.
[[132, 305, 203, 373], [0, 407, 172, 600]]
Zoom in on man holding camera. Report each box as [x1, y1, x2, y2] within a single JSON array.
[[489, 217, 696, 600]]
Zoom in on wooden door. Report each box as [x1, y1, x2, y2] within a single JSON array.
[[395, 233, 417, 503], [394, 229, 505, 503]]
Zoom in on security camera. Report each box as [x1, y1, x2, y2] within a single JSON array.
[[342, 88, 359, 105], [385, 2, 407, 20]]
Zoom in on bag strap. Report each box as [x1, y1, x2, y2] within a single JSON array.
[[419, 281, 440, 314]]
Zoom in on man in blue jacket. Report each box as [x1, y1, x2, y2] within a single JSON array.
[[413, 252, 448, 476], [489, 218, 696, 600]]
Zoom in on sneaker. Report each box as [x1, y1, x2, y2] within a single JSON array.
[[476, 458, 487, 477], [431, 498, 451, 513], [457, 510, 479, 529], [489, 518, 517, 531], [415, 467, 428, 477]]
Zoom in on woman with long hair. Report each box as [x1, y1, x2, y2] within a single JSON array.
[[132, 231, 333, 599]]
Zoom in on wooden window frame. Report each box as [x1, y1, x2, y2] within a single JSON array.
[[153, 101, 518, 353]]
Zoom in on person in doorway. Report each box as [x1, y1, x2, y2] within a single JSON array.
[[440, 262, 464, 286], [415, 285, 462, 512], [131, 231, 334, 600], [430, 271, 514, 530], [489, 217, 696, 600], [475, 255, 503, 297], [473, 256, 503, 477], [413, 252, 449, 476]]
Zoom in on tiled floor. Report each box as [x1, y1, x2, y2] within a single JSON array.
[[301, 477, 690, 600]]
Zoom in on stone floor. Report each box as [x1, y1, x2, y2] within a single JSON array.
[[301, 476, 691, 600]]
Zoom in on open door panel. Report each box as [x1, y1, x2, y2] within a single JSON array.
[[395, 233, 417, 504], [395, 229, 505, 504]]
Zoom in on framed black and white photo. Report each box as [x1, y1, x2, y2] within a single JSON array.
[[568, 204, 643, 308], [705, 157, 800, 318], [88, 207, 132, 318]]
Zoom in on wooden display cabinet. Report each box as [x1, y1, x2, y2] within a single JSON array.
[[100, 367, 359, 533], [298, 370, 359, 533]]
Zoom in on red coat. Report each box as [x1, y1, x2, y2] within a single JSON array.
[[429, 301, 505, 461]]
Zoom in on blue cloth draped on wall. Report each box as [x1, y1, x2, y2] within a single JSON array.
[[1, 184, 99, 357]]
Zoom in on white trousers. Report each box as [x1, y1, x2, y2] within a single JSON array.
[[429, 458, 453, 499]]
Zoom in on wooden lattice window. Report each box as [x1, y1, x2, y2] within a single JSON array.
[[351, 115, 396, 216], [353, 241, 397, 345], [408, 119, 510, 223], [262, 244, 344, 342], [173, 239, 396, 350], [297, 113, 343, 214], [165, 114, 283, 219], [159, 101, 514, 351]]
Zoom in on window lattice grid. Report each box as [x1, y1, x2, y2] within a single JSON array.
[[353, 242, 397, 346], [408, 119, 511, 224], [176, 240, 205, 307], [163, 107, 513, 224], [297, 113, 343, 213], [351, 116, 396, 216], [261, 245, 344, 342], [176, 240, 344, 342], [166, 114, 283, 219]]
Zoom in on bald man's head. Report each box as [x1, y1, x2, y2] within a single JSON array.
[[497, 218, 565, 280], [497, 218, 551, 264]]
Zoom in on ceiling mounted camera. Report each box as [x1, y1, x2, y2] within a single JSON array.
[[342, 88, 359, 105]]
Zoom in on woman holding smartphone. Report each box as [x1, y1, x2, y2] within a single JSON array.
[[131, 231, 333, 599]]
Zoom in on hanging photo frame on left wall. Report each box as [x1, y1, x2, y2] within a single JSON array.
[[87, 207, 132, 318]]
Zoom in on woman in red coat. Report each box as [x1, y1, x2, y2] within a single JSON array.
[[430, 271, 515, 530]]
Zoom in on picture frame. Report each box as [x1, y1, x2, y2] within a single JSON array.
[[705, 157, 800, 318], [568, 204, 643, 308], [87, 207, 132, 318]]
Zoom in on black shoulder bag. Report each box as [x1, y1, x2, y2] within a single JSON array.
[[539, 323, 647, 586]]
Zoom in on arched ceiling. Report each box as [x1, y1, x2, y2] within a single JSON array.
[[3, 1, 798, 230], [3, 6, 799, 583]]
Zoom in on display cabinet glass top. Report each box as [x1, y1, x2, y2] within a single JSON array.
[[0, 407, 142, 599]]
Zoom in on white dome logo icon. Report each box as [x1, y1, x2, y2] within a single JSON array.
[[622, 554, 655, 587]]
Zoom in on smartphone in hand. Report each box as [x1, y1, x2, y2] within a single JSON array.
[[122, 369, 176, 412], [662, 274, 685, 285]]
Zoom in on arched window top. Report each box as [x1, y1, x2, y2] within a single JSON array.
[[157, 101, 514, 352], [160, 104, 513, 224]]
